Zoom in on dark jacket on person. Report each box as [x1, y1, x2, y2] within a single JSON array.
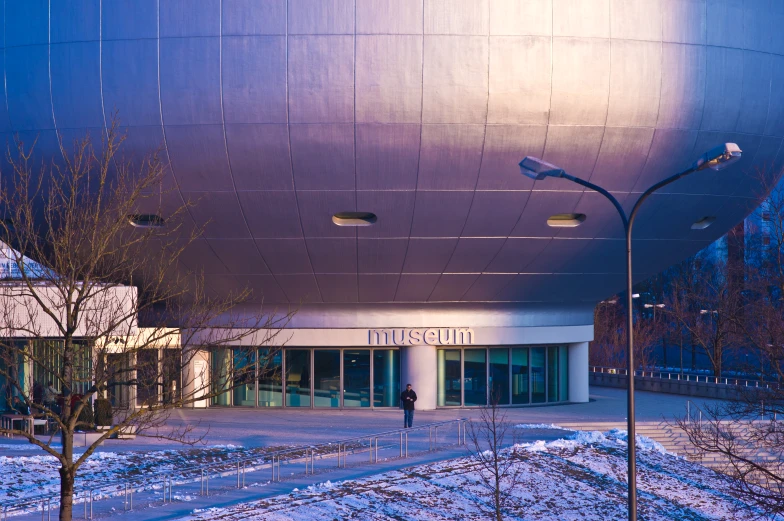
[[400, 389, 417, 410]]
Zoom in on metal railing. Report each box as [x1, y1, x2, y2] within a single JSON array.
[[0, 418, 467, 520], [591, 366, 780, 390], [685, 399, 778, 427]]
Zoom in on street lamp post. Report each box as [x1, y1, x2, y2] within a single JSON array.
[[519, 143, 742, 521]]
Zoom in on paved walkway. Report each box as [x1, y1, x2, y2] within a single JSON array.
[[0, 386, 719, 455]]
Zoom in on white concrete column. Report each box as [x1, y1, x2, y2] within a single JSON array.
[[182, 349, 210, 408], [568, 341, 589, 403], [401, 344, 437, 410]]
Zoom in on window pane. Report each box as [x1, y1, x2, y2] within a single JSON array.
[[137, 349, 159, 406], [511, 348, 529, 404], [343, 350, 370, 407], [373, 349, 400, 407], [548, 346, 558, 402], [1, 342, 25, 412], [211, 348, 231, 406], [232, 348, 256, 406], [489, 348, 510, 405], [314, 350, 340, 407], [107, 353, 131, 408], [285, 349, 311, 407], [559, 345, 569, 402], [437, 349, 461, 406], [464, 349, 487, 406], [531, 347, 546, 403], [162, 349, 182, 405], [258, 348, 282, 406]]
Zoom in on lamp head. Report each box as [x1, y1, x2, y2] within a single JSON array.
[[693, 143, 742, 172], [519, 156, 566, 181]]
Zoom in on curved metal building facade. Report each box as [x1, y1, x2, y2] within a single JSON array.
[[4, 1, 783, 407]]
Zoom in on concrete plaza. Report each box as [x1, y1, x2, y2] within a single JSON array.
[[0, 386, 719, 455]]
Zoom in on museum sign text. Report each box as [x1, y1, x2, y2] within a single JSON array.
[[368, 328, 475, 346]]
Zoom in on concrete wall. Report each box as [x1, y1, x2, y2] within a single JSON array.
[[568, 342, 589, 403], [590, 372, 767, 401]]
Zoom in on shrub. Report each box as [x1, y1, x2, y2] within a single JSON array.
[[94, 398, 113, 427], [75, 397, 94, 430]]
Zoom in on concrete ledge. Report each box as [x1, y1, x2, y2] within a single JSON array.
[[73, 432, 105, 447], [589, 373, 766, 401]]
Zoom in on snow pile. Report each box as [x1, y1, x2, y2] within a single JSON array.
[[518, 429, 670, 457], [514, 423, 569, 430], [175, 430, 771, 521], [0, 444, 268, 504]]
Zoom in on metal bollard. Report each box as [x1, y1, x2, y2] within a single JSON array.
[[311, 447, 315, 472], [242, 461, 246, 487], [237, 461, 241, 488], [200, 470, 205, 495], [89, 490, 93, 520], [434, 427, 438, 449], [400, 432, 403, 457], [405, 431, 408, 457], [368, 439, 373, 463]]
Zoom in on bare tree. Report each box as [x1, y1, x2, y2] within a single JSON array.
[[466, 391, 524, 521], [672, 166, 784, 517], [590, 296, 663, 371], [0, 122, 292, 521], [664, 255, 742, 377]]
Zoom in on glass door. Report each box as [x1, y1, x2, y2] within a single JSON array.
[[511, 348, 529, 404], [232, 348, 256, 406], [285, 349, 311, 407], [373, 349, 399, 407], [464, 349, 487, 406], [489, 349, 510, 405], [258, 348, 283, 406], [437, 349, 462, 406], [343, 350, 370, 407], [314, 350, 340, 407], [531, 347, 546, 403]]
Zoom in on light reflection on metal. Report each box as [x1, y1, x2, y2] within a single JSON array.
[[546, 213, 586, 227], [691, 216, 716, 230], [332, 212, 377, 227]]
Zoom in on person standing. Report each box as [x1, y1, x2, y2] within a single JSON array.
[[44, 381, 58, 413], [400, 383, 417, 428]]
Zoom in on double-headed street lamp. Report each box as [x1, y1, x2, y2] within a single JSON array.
[[519, 143, 742, 521]]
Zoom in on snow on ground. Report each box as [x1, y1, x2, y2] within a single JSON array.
[[0, 444, 253, 504], [176, 430, 773, 521]]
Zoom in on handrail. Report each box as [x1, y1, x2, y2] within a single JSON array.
[[590, 366, 780, 391], [0, 418, 468, 518], [685, 399, 778, 426]]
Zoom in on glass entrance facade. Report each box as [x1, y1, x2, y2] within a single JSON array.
[[437, 346, 568, 407], [211, 347, 400, 408]]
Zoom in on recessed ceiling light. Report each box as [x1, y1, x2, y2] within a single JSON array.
[[546, 213, 586, 228], [691, 216, 716, 230], [332, 212, 377, 227], [128, 214, 165, 228]]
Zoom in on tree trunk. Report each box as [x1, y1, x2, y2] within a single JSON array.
[[58, 464, 75, 521]]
